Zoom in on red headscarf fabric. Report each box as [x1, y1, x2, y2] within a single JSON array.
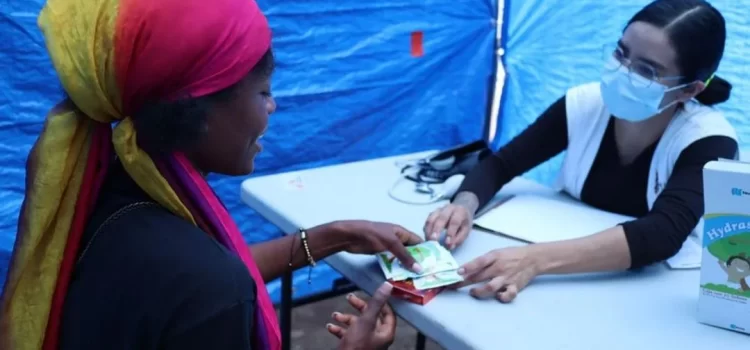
[[117, 0, 273, 112]]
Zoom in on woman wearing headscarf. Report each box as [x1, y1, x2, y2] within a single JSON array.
[[0, 0, 421, 349]]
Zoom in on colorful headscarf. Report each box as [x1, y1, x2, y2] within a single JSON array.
[[0, 0, 281, 349]]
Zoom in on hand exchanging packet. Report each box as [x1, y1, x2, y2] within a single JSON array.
[[377, 241, 463, 290]]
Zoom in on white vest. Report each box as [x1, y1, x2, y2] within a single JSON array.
[[556, 82, 738, 235]]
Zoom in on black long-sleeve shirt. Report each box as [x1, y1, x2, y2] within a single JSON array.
[[60, 161, 256, 349], [458, 96, 738, 268]]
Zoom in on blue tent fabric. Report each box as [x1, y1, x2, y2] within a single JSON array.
[[6, 0, 748, 305], [495, 0, 750, 187], [0, 0, 497, 302]]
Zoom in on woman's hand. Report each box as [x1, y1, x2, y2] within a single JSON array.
[[340, 221, 424, 273], [328, 282, 397, 350], [451, 246, 540, 302], [423, 192, 479, 250]]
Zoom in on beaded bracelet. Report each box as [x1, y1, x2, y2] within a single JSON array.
[[288, 228, 316, 284], [299, 229, 316, 267]]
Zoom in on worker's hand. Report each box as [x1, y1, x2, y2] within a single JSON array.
[[329, 282, 397, 350], [449, 246, 540, 303], [423, 192, 478, 250]]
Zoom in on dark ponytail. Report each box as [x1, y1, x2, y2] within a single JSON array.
[[694, 75, 732, 106]]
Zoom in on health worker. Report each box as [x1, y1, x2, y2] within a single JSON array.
[[424, 0, 738, 302]]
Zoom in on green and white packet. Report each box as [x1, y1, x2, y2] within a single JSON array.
[[377, 241, 460, 281], [413, 270, 464, 290]]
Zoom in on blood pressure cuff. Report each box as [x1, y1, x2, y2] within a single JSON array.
[[401, 140, 491, 184]]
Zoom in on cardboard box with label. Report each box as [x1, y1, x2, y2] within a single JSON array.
[[698, 160, 750, 335]]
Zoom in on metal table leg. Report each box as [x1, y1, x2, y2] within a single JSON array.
[[416, 332, 426, 350], [281, 271, 293, 350]]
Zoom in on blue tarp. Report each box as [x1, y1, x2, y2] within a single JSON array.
[[496, 0, 750, 185], [0, 0, 497, 302], [4, 0, 749, 304]]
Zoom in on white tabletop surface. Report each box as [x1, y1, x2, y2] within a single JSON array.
[[240, 151, 749, 350]]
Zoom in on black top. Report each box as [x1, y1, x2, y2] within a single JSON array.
[[60, 161, 256, 349], [459, 96, 738, 268]]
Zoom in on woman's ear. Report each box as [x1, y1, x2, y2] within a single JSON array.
[[678, 81, 706, 102]]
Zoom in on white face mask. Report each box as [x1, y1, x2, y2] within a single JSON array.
[[600, 57, 689, 122]]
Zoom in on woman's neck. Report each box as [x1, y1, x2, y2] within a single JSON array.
[[182, 151, 210, 178], [613, 105, 679, 164]]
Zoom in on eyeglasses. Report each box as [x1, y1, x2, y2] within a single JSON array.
[[601, 44, 682, 88]]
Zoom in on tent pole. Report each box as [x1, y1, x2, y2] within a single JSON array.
[[484, 0, 510, 147]]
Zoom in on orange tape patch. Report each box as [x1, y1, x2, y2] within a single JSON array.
[[411, 31, 424, 57]]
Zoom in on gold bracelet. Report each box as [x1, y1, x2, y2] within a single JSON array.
[[300, 229, 316, 267], [301, 229, 315, 284]]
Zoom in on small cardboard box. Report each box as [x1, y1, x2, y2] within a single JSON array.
[[389, 279, 443, 305], [698, 160, 750, 335]]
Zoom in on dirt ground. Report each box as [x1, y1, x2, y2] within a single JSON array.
[[281, 290, 445, 350]]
